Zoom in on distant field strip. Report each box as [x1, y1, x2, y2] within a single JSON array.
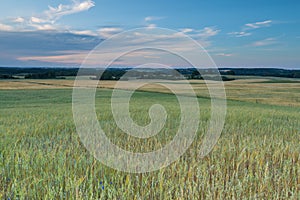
[[1, 77, 300, 106]]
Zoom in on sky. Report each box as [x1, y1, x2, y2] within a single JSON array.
[[0, 0, 300, 68]]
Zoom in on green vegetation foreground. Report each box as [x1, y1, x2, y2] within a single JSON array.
[[0, 89, 299, 199]]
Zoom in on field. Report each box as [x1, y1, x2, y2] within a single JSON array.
[[1, 76, 300, 106], [0, 77, 299, 199]]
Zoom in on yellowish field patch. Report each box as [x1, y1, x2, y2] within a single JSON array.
[[1, 78, 299, 106]]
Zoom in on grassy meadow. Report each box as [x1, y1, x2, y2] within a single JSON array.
[[0, 77, 299, 199]]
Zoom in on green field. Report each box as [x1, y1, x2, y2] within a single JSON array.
[[0, 83, 300, 199]]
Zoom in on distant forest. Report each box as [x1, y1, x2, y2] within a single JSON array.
[[0, 67, 300, 80]]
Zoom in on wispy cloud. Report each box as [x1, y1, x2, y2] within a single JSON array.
[[245, 20, 272, 29], [146, 24, 157, 29], [144, 16, 165, 22], [179, 28, 194, 34], [18, 53, 88, 65], [171, 27, 220, 48], [228, 31, 252, 37], [229, 20, 273, 38], [0, 23, 13, 31], [30, 17, 48, 24], [70, 30, 98, 36], [13, 17, 25, 23], [215, 53, 233, 57], [197, 27, 220, 38], [144, 16, 165, 30], [0, 0, 95, 33], [178, 27, 220, 38], [29, 23, 57, 31], [98, 27, 123, 38], [251, 37, 277, 47], [45, 0, 95, 22]]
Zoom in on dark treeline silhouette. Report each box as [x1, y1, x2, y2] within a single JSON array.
[[0, 67, 299, 80], [220, 68, 300, 78]]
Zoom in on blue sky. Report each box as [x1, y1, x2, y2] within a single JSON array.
[[0, 0, 299, 68]]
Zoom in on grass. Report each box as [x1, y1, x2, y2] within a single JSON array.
[[1, 77, 300, 106], [0, 80, 300, 199]]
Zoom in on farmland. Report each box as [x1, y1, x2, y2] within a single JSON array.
[[0, 77, 299, 199], [1, 76, 300, 106]]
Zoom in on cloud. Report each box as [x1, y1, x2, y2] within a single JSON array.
[[228, 31, 252, 37], [180, 28, 194, 33], [144, 16, 165, 30], [0, 9, 219, 67], [146, 24, 157, 29], [0, 0, 96, 33], [245, 20, 272, 29], [18, 53, 88, 65], [0, 31, 102, 66], [197, 27, 220, 38], [251, 37, 277, 47], [168, 27, 220, 48], [177, 27, 220, 40], [215, 53, 233, 57], [13, 17, 25, 23], [46, 0, 95, 22], [31, 17, 48, 24], [228, 20, 272, 38], [29, 24, 57, 31], [144, 16, 165, 22], [0, 23, 13, 31], [98, 27, 123, 38], [70, 30, 98, 36], [3, 28, 214, 67]]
